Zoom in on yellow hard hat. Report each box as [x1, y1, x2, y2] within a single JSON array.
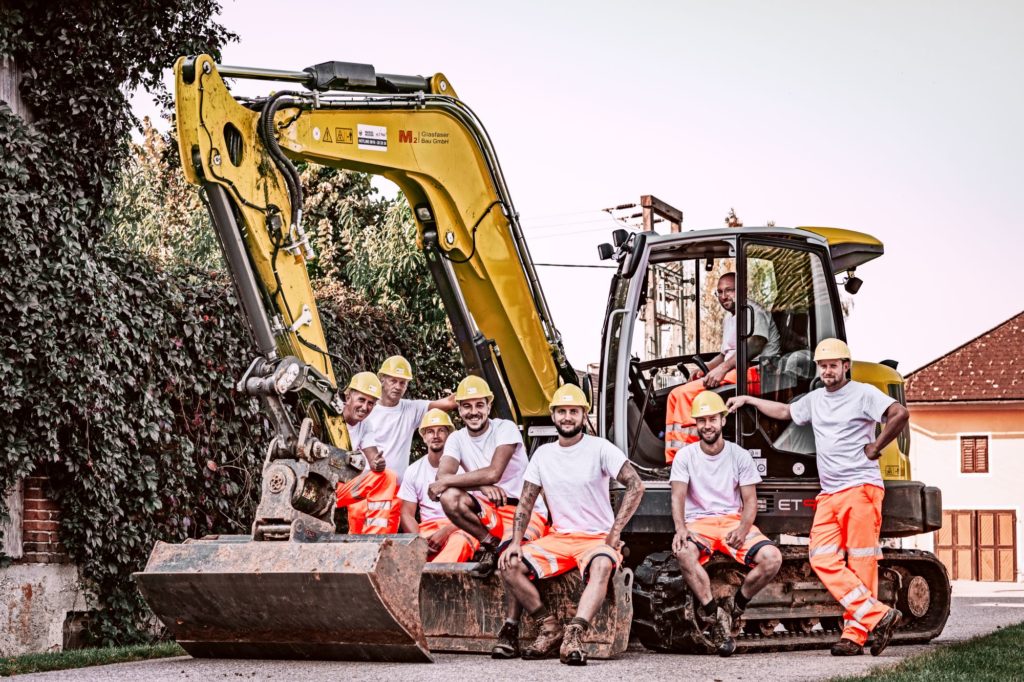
[[549, 384, 590, 411], [813, 338, 852, 362], [418, 408, 454, 433], [347, 371, 382, 399], [455, 375, 493, 401], [378, 355, 413, 381], [690, 391, 728, 419]]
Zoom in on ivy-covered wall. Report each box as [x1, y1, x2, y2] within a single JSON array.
[[0, 1, 460, 645]]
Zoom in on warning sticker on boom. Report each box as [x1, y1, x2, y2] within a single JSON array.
[[357, 124, 388, 152]]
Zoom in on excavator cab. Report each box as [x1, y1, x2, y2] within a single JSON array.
[[601, 227, 856, 474]]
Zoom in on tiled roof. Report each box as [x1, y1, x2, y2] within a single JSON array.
[[905, 311, 1024, 402]]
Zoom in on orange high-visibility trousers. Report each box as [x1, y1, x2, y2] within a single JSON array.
[[418, 518, 479, 563], [665, 367, 760, 462], [808, 483, 891, 645], [336, 469, 399, 534]]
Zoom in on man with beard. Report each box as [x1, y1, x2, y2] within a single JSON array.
[[494, 385, 644, 665], [670, 390, 782, 657], [664, 272, 780, 462], [428, 376, 548, 579], [727, 338, 909, 657], [351, 355, 455, 533], [397, 408, 478, 562], [332, 372, 399, 534]]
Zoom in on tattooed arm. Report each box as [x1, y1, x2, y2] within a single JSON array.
[[607, 462, 644, 549], [497, 481, 540, 570]]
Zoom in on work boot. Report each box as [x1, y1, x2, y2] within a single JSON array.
[[522, 614, 563, 660], [727, 595, 746, 637], [469, 541, 499, 579], [711, 604, 736, 658], [869, 608, 902, 656], [490, 621, 520, 659], [559, 619, 589, 666], [830, 638, 864, 656]]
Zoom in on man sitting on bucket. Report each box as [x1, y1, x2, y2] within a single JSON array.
[[670, 390, 783, 657], [428, 376, 548, 578], [397, 408, 479, 562], [495, 384, 644, 666], [332, 371, 399, 533]]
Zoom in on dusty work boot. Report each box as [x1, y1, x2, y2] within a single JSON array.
[[490, 620, 521, 659], [522, 614, 563, 660], [869, 608, 902, 656], [468, 540, 499, 579], [559, 618, 589, 666], [711, 603, 736, 658], [727, 594, 746, 637], [830, 638, 864, 656]]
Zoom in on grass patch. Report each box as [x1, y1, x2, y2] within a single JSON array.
[[0, 642, 185, 676], [833, 621, 1024, 681]]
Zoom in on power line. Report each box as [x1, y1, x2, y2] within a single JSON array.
[[535, 263, 617, 269], [529, 225, 638, 240]]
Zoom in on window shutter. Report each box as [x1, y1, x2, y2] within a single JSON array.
[[976, 437, 988, 473], [961, 437, 975, 473]]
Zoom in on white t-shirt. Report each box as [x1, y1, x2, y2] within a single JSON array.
[[346, 418, 378, 452], [523, 435, 628, 535], [721, 302, 781, 360], [669, 441, 762, 522], [363, 398, 431, 483], [397, 456, 448, 523], [442, 419, 542, 514], [789, 381, 896, 494]]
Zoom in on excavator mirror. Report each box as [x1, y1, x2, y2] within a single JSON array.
[[597, 243, 614, 261], [844, 273, 863, 294], [612, 229, 629, 247]]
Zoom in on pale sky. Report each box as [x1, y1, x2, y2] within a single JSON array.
[[134, 1, 1024, 374]]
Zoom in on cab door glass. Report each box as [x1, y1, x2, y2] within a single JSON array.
[[742, 242, 837, 467]]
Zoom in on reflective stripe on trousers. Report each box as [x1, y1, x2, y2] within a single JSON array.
[[808, 483, 891, 646]]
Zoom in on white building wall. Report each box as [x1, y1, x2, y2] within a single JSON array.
[[903, 402, 1024, 582]]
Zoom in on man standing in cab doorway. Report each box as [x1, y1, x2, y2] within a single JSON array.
[[670, 390, 782, 657], [728, 338, 909, 656], [496, 385, 644, 666]]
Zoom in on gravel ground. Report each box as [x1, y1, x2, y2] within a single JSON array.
[[19, 595, 1024, 682]]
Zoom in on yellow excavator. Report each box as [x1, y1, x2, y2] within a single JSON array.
[[135, 55, 950, 660]]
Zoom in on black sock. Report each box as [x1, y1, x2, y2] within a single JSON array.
[[700, 599, 716, 617], [734, 591, 750, 611], [530, 605, 549, 620], [570, 616, 591, 631]]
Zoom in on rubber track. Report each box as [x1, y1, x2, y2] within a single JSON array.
[[632, 546, 951, 654]]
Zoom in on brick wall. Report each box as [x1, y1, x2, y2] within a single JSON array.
[[20, 476, 69, 564]]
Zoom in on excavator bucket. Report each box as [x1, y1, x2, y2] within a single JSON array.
[[135, 534, 432, 662], [420, 563, 633, 658]]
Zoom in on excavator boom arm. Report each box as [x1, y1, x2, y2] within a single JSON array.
[[175, 55, 575, 429]]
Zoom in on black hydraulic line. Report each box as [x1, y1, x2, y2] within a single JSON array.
[[258, 92, 304, 228], [204, 184, 277, 358]]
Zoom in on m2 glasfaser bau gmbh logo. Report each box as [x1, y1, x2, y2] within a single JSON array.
[[357, 124, 388, 152]]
